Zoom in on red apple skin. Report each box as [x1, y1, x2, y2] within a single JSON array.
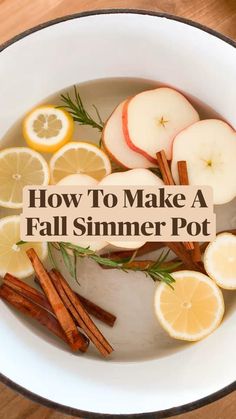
[[122, 88, 199, 163], [102, 137, 128, 169], [101, 106, 130, 170], [102, 101, 156, 170], [122, 98, 157, 165]]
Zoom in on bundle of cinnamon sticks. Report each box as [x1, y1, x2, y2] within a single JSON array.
[[156, 150, 203, 269], [0, 249, 115, 357]]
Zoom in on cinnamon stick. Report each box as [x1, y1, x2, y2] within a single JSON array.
[[26, 248, 89, 352], [156, 150, 175, 185], [103, 242, 165, 261], [0, 284, 68, 344], [191, 243, 202, 262], [75, 294, 116, 328], [177, 160, 189, 186], [156, 150, 201, 270], [177, 161, 195, 252], [49, 269, 113, 357], [123, 260, 155, 270], [123, 259, 185, 270], [33, 276, 116, 327], [166, 242, 204, 272], [183, 242, 195, 251], [4, 273, 52, 312]]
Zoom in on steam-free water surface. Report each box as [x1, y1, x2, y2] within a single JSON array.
[[1, 78, 236, 361]]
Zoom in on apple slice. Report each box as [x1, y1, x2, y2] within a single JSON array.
[[57, 173, 98, 186], [100, 168, 164, 186], [57, 173, 108, 253], [100, 168, 164, 249], [171, 119, 236, 205], [102, 100, 156, 169], [123, 87, 199, 163]]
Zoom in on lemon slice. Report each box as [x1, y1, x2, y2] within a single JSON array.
[[0, 215, 48, 278], [204, 233, 236, 289], [23, 105, 74, 153], [50, 141, 111, 184], [154, 270, 224, 341], [0, 147, 49, 208]]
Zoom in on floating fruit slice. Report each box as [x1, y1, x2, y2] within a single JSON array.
[[0, 147, 49, 208], [50, 142, 111, 184], [102, 100, 156, 169], [57, 173, 98, 186], [204, 233, 236, 289], [99, 168, 164, 186], [58, 173, 107, 253], [23, 105, 74, 153], [123, 87, 199, 163], [100, 169, 164, 249], [0, 215, 48, 278], [154, 270, 224, 341], [171, 119, 236, 205]]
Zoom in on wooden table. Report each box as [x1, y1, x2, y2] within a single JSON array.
[[0, 1, 236, 418]]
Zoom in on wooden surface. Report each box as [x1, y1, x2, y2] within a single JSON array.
[[0, 0, 236, 418]]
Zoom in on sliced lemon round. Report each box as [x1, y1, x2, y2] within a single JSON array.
[[154, 270, 224, 341], [0, 147, 49, 208], [0, 215, 48, 278], [23, 105, 74, 153], [204, 233, 236, 289], [50, 141, 111, 184]]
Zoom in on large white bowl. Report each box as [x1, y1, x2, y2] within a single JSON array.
[[0, 10, 236, 418]]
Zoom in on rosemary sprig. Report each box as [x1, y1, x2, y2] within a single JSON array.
[[48, 243, 79, 283], [48, 242, 58, 269], [16, 240, 177, 286], [139, 250, 180, 287], [58, 243, 75, 278], [53, 242, 177, 287], [60, 86, 104, 131]]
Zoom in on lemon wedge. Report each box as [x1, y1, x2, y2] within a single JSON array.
[[0, 147, 49, 208], [154, 270, 224, 341], [23, 105, 74, 153], [0, 215, 47, 278], [204, 233, 236, 289], [50, 141, 111, 184]]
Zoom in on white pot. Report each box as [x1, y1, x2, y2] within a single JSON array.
[[0, 10, 236, 417]]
